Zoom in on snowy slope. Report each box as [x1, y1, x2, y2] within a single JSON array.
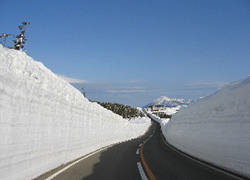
[[144, 96, 193, 107], [162, 76, 250, 178], [0, 45, 151, 180]]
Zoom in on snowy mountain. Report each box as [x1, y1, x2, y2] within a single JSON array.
[[162, 76, 250, 178], [144, 96, 193, 108]]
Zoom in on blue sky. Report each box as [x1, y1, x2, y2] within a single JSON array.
[[1, 0, 250, 107]]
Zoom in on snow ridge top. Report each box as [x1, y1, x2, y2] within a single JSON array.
[[173, 75, 250, 123], [144, 96, 193, 108]]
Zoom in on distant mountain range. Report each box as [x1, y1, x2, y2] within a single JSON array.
[[144, 96, 193, 108]]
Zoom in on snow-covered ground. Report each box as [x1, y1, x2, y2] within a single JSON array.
[[163, 106, 181, 115], [144, 106, 181, 116], [148, 113, 170, 126], [144, 96, 192, 116], [0, 45, 151, 180], [162, 76, 250, 178]]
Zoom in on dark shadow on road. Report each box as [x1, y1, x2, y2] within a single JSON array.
[[52, 122, 155, 180]]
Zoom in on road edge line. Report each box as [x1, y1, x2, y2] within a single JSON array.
[[39, 123, 154, 180], [137, 162, 149, 180], [44, 146, 109, 180]]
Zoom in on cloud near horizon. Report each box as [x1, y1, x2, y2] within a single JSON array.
[[58, 74, 146, 94], [55, 75, 229, 106], [57, 74, 89, 84], [186, 80, 227, 90], [106, 89, 145, 93]]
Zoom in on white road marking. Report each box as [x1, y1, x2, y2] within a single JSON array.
[[136, 149, 140, 154], [139, 143, 142, 147], [44, 146, 109, 180], [137, 162, 148, 180]]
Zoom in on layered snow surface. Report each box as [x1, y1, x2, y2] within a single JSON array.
[[162, 76, 250, 178], [0, 45, 151, 180]]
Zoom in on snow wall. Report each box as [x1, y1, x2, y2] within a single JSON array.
[[162, 76, 250, 178], [0, 45, 151, 180]]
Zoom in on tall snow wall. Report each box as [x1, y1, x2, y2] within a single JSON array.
[[0, 45, 150, 180], [162, 76, 250, 178]]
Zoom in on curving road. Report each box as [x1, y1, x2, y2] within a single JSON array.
[[39, 120, 245, 180]]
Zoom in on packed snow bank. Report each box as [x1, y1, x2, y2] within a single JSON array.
[[0, 45, 151, 180], [148, 113, 170, 126], [145, 106, 180, 116], [162, 76, 250, 178]]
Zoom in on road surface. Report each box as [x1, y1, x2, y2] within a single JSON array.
[[40, 121, 245, 180]]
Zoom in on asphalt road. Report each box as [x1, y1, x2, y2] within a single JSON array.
[[48, 122, 155, 180], [43, 120, 245, 180]]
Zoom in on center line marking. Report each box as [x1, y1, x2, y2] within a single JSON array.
[[139, 123, 157, 180]]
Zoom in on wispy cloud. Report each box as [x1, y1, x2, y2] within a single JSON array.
[[106, 89, 145, 93], [57, 74, 89, 84], [120, 86, 145, 90], [186, 80, 227, 89]]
